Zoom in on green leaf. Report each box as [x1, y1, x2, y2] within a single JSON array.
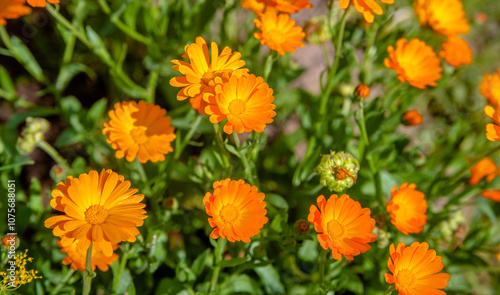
[[298, 240, 318, 262], [10, 37, 46, 83], [86, 26, 114, 67], [60, 96, 82, 114], [0, 66, 16, 100], [191, 249, 210, 276], [87, 98, 108, 125], [55, 63, 95, 91], [55, 129, 86, 147], [155, 278, 184, 295], [219, 274, 263, 295], [254, 265, 285, 295], [266, 194, 289, 209], [219, 257, 248, 268]]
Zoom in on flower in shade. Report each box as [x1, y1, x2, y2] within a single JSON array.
[[241, 0, 265, 15], [384, 38, 442, 89], [439, 36, 473, 68], [57, 240, 118, 272], [170, 37, 249, 114], [27, 0, 59, 7], [469, 158, 499, 185], [205, 74, 276, 134], [254, 10, 305, 56], [480, 190, 500, 202], [1, 235, 19, 249], [355, 84, 370, 99], [44, 169, 148, 257], [403, 110, 423, 126], [0, 0, 31, 26], [257, 0, 312, 13], [386, 183, 427, 235], [102, 100, 176, 163], [203, 179, 268, 243], [385, 242, 450, 295], [308, 194, 377, 260], [484, 105, 500, 141], [480, 69, 500, 107], [339, 0, 394, 23], [414, 0, 470, 36]]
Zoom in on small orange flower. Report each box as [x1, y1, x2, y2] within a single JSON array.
[[385, 242, 450, 295], [414, 0, 470, 36], [481, 190, 500, 202], [203, 179, 268, 243], [241, 0, 265, 15], [0, 0, 31, 26], [339, 0, 394, 23], [356, 84, 370, 99], [257, 0, 312, 13], [384, 38, 442, 89], [403, 110, 423, 126], [205, 74, 276, 134], [480, 69, 500, 107], [57, 240, 118, 272], [386, 183, 427, 235], [469, 158, 499, 185], [102, 101, 176, 163], [475, 12, 487, 24], [44, 169, 147, 257], [308, 194, 377, 260], [497, 244, 500, 261], [27, 0, 59, 7], [170, 37, 249, 114], [1, 235, 19, 248], [439, 35, 473, 68], [484, 105, 500, 141], [254, 10, 305, 56]]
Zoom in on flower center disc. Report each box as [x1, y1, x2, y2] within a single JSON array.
[[397, 269, 417, 289], [220, 204, 239, 224], [85, 205, 109, 225], [327, 219, 345, 242], [130, 126, 149, 144], [268, 29, 285, 44], [228, 99, 246, 117]]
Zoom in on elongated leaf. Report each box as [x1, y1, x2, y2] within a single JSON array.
[[10, 37, 46, 83]]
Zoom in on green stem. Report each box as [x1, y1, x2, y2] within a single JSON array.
[[135, 158, 147, 183], [318, 250, 328, 287], [358, 100, 370, 147], [0, 26, 13, 49], [384, 285, 395, 295], [46, 5, 91, 47], [37, 141, 71, 171], [263, 53, 277, 82], [146, 69, 159, 103], [213, 124, 230, 169], [233, 133, 252, 184], [51, 269, 75, 295], [82, 243, 93, 295], [449, 144, 500, 185], [113, 251, 129, 291], [174, 115, 203, 160], [209, 238, 227, 295]]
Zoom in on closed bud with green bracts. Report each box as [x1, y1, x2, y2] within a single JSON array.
[[317, 151, 359, 192]]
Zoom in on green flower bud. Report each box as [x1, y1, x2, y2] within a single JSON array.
[[317, 151, 359, 192], [293, 220, 311, 238], [372, 227, 391, 249]]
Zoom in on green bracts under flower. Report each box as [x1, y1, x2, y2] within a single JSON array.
[[317, 151, 359, 192]]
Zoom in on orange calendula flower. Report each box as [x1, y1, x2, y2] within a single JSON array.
[[203, 179, 268, 243], [384, 38, 442, 89], [27, 0, 59, 7], [414, 0, 470, 36], [1, 235, 19, 248], [386, 183, 427, 235], [102, 100, 176, 163], [254, 10, 305, 56], [484, 105, 500, 141], [385, 242, 450, 295], [339, 0, 394, 23], [403, 110, 423, 126], [469, 158, 499, 185], [355, 84, 370, 99], [0, 0, 31, 26], [257, 0, 312, 13], [308, 194, 377, 260], [439, 35, 473, 68], [57, 240, 118, 272], [170, 37, 249, 114], [44, 169, 148, 257], [241, 0, 265, 15], [480, 69, 500, 107], [481, 190, 500, 202], [205, 74, 276, 134]]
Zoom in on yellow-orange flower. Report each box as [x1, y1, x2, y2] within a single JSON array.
[[481, 190, 500, 202], [1, 235, 19, 248], [439, 35, 473, 68], [414, 0, 470, 36], [0, 0, 31, 26], [254, 10, 305, 56], [44, 169, 147, 257], [308, 194, 377, 260], [385, 242, 450, 295], [386, 183, 427, 235], [480, 69, 500, 107], [242, 0, 265, 15], [484, 105, 500, 141], [57, 240, 118, 272], [170, 37, 249, 114], [27, 0, 59, 7], [102, 101, 176, 163], [205, 74, 276, 134], [403, 110, 423, 126], [257, 0, 312, 13], [356, 84, 370, 99], [469, 158, 499, 185], [339, 0, 394, 23], [384, 38, 442, 89], [203, 179, 268, 243]]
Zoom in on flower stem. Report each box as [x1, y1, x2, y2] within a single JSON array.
[[174, 115, 203, 160], [82, 243, 93, 295], [46, 5, 91, 47], [233, 133, 252, 184], [51, 269, 75, 295], [37, 140, 71, 171], [318, 250, 328, 288], [209, 238, 227, 295], [384, 285, 395, 295], [146, 69, 159, 103], [213, 124, 230, 169], [112, 251, 129, 291], [135, 158, 147, 183]]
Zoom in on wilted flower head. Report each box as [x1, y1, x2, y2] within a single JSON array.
[[293, 219, 310, 237], [317, 151, 359, 192]]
